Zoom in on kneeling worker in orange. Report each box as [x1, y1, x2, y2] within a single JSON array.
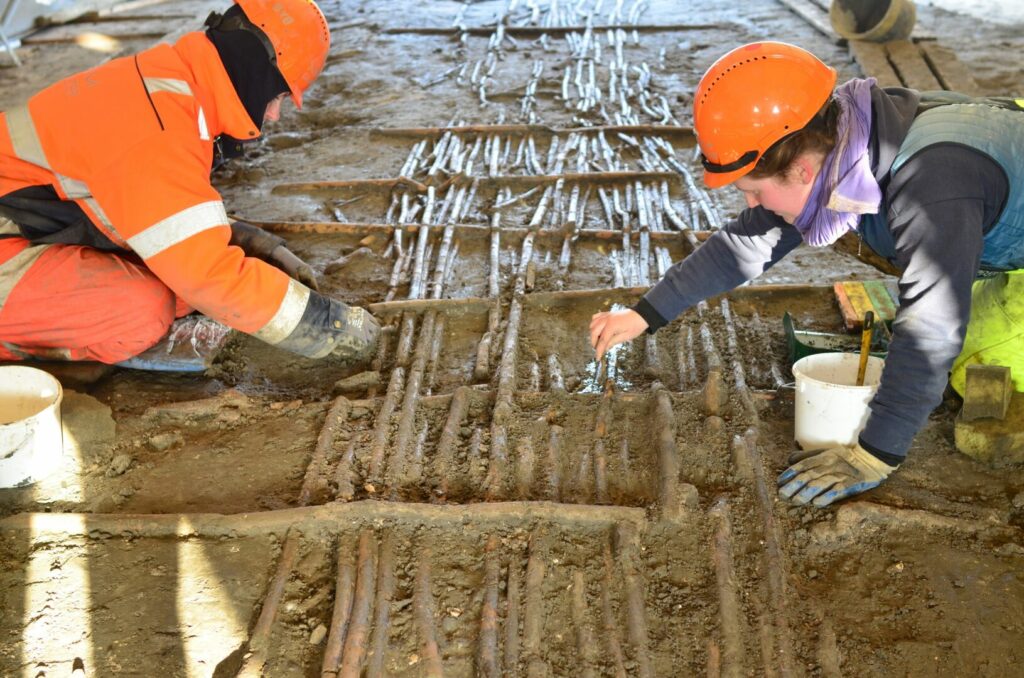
[[0, 0, 379, 365]]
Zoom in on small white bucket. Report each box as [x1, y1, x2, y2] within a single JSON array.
[[0, 366, 64, 488], [792, 352, 884, 450]]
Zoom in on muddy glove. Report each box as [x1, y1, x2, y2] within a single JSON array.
[[777, 443, 897, 508], [273, 294, 380, 361], [328, 300, 381, 363], [230, 220, 319, 291]]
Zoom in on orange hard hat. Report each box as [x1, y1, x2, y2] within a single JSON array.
[[694, 42, 837, 189], [235, 0, 330, 109]]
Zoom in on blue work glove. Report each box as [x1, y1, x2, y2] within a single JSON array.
[[777, 443, 897, 508]]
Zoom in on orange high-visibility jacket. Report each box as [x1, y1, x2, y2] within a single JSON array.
[[0, 32, 335, 358]]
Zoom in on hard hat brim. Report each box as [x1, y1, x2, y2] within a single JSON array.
[[702, 164, 752, 189]]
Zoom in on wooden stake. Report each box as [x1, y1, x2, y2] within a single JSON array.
[[339, 530, 377, 678], [479, 535, 502, 678], [321, 539, 357, 677], [413, 549, 445, 678]]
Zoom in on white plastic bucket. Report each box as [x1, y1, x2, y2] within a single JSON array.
[[792, 352, 884, 450], [0, 366, 64, 488]]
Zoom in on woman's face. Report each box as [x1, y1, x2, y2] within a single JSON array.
[[732, 156, 819, 224]]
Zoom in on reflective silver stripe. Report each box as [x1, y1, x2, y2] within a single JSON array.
[[198, 106, 209, 141], [83, 197, 120, 239], [143, 78, 192, 96], [144, 77, 201, 140], [4, 106, 125, 242], [62, 176, 91, 200], [0, 239, 50, 310], [143, 78, 207, 140], [126, 201, 228, 259], [6, 106, 47, 167], [253, 278, 310, 345], [6, 106, 76, 194], [0, 217, 20, 236]]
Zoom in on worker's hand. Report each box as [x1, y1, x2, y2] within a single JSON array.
[[777, 443, 898, 508], [329, 302, 381, 363], [589, 308, 648, 361], [230, 221, 319, 291], [230, 220, 284, 258], [269, 245, 319, 292]]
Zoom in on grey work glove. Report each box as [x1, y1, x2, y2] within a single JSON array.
[[230, 220, 319, 291], [777, 443, 897, 508], [328, 301, 381, 363]]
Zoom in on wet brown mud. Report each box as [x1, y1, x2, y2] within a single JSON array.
[[2, 0, 1023, 675]]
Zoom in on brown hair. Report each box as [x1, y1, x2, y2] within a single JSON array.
[[748, 97, 841, 180]]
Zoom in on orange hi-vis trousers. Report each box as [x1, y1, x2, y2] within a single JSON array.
[[0, 237, 192, 363]]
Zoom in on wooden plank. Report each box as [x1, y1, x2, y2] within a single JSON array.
[[776, 0, 845, 44], [44, 0, 149, 23], [22, 18, 171, 42], [862, 280, 899, 323], [151, 0, 221, 47], [919, 42, 980, 95], [834, 281, 896, 330], [849, 40, 902, 88], [842, 281, 876, 327], [885, 40, 943, 91], [383, 23, 721, 36], [370, 123, 695, 140], [833, 283, 859, 331]]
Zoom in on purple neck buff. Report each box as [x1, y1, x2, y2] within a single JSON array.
[[792, 78, 882, 247]]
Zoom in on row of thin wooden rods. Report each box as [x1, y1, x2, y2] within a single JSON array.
[[231, 285, 793, 674], [324, 288, 786, 504], [235, 0, 798, 672], [315, 524, 652, 678]]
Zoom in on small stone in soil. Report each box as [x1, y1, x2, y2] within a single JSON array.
[[309, 624, 327, 645], [106, 454, 133, 477], [148, 432, 184, 452]]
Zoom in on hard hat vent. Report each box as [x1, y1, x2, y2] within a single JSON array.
[[699, 56, 769, 105], [691, 42, 837, 188]]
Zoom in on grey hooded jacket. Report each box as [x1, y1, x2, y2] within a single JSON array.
[[634, 84, 1010, 460]]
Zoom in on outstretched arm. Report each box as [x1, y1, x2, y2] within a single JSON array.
[[93, 137, 379, 361], [589, 206, 801, 359], [639, 206, 803, 331]]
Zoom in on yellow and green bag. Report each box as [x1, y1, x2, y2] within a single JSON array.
[[951, 270, 1024, 394]]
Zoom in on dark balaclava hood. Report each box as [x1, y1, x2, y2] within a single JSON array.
[[205, 4, 289, 158]]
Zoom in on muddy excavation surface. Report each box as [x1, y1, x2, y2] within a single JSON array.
[[2, 0, 1024, 676]]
